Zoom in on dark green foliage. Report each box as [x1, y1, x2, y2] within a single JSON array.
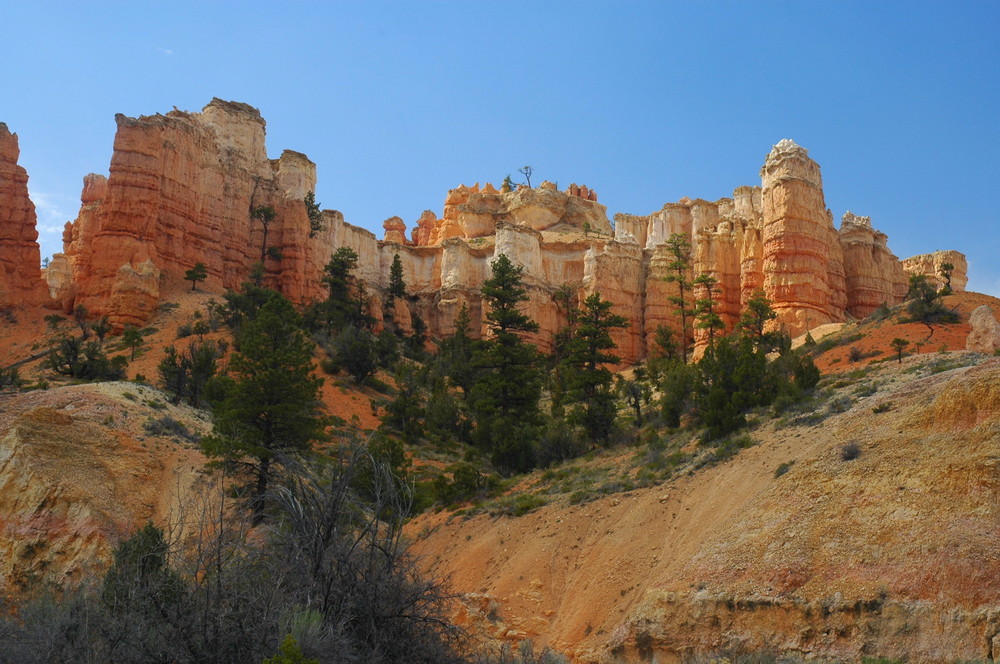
[[841, 441, 861, 461], [561, 292, 628, 444], [663, 233, 694, 362], [184, 262, 208, 290], [904, 274, 959, 333], [382, 364, 425, 444], [101, 522, 184, 612], [44, 313, 65, 329], [0, 452, 470, 664], [437, 303, 476, 397], [0, 365, 23, 390], [158, 340, 223, 407], [201, 296, 327, 523], [658, 359, 695, 428], [121, 324, 144, 360], [304, 190, 323, 238], [695, 336, 771, 439], [501, 174, 515, 193], [890, 337, 909, 363], [222, 281, 285, 338], [693, 273, 724, 345], [407, 313, 427, 357], [73, 303, 90, 338], [313, 247, 371, 331], [91, 315, 111, 342], [468, 254, 542, 473], [331, 325, 378, 382], [47, 336, 127, 380], [533, 418, 587, 468], [737, 289, 779, 352], [617, 372, 652, 426], [389, 253, 406, 299], [251, 204, 277, 262]]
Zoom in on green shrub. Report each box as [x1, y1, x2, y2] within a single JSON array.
[[841, 441, 861, 461], [774, 461, 794, 477]]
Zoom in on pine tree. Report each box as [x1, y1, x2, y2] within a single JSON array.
[[664, 233, 694, 362], [304, 190, 323, 238], [201, 296, 327, 524], [389, 253, 406, 299], [469, 254, 542, 473], [693, 272, 724, 345], [562, 292, 628, 444], [437, 303, 476, 397], [319, 247, 370, 330], [251, 205, 277, 262], [185, 262, 208, 291], [737, 289, 779, 352]]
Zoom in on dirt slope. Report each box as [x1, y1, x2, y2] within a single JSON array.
[[408, 353, 1000, 663]]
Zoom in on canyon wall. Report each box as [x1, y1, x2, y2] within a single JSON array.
[[0, 101, 970, 358], [0, 123, 45, 308]]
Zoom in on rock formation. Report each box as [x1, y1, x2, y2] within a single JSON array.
[[966, 304, 1000, 353], [839, 211, 908, 318], [0, 123, 45, 308], [902, 250, 968, 292], [0, 101, 971, 359]]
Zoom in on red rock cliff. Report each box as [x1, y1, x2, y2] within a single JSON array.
[[3, 101, 966, 358], [0, 123, 45, 308]]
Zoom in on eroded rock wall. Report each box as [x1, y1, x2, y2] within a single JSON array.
[[0, 123, 44, 307], [0, 100, 969, 359]]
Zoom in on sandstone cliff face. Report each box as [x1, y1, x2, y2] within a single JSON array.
[[0, 101, 968, 358], [839, 211, 909, 318], [54, 100, 333, 328], [0, 123, 45, 308], [760, 139, 846, 335], [902, 250, 968, 292]]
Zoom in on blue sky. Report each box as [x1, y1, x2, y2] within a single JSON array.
[[3, 1, 999, 293]]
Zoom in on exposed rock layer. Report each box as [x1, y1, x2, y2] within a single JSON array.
[[0, 123, 45, 308], [0, 103, 969, 358]]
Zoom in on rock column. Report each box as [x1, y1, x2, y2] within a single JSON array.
[[760, 139, 846, 335]]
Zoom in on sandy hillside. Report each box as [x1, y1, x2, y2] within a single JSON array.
[[408, 340, 1000, 663]]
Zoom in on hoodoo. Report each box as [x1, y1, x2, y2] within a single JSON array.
[[0, 101, 967, 356]]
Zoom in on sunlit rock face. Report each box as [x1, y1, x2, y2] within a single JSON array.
[[839, 211, 908, 319], [0, 123, 45, 307], [902, 250, 968, 293], [0, 99, 967, 358]]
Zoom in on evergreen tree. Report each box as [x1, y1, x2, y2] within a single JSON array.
[[389, 253, 406, 299], [185, 262, 208, 291], [562, 292, 628, 444], [304, 190, 323, 238], [695, 336, 771, 439], [319, 247, 370, 330], [202, 296, 327, 524], [121, 324, 144, 360], [251, 205, 277, 262], [437, 303, 476, 397], [905, 273, 959, 336], [737, 289, 779, 352], [469, 254, 542, 473], [664, 233, 694, 362], [693, 272, 724, 345]]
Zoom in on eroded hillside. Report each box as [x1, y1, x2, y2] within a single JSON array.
[[408, 350, 1000, 663]]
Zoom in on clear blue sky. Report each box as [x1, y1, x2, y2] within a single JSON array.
[[3, 2, 999, 294]]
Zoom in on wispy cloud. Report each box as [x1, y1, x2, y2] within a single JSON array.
[[157, 47, 174, 56]]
